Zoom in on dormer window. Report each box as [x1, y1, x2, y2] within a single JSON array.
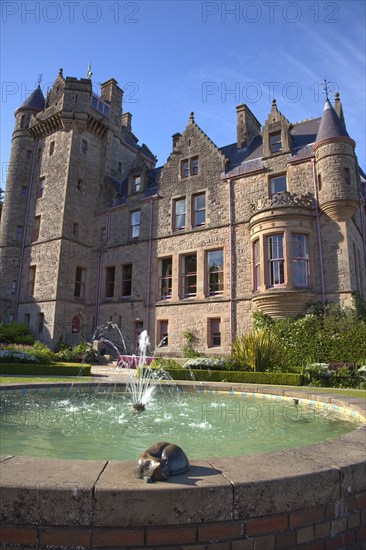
[[269, 132, 282, 153], [270, 175, 287, 198], [134, 176, 141, 192]]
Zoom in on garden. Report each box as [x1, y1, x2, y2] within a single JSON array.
[[1, 297, 366, 389]]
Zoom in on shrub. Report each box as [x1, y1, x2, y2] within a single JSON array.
[[151, 358, 182, 370], [0, 363, 91, 376], [0, 350, 38, 363], [183, 357, 243, 371], [232, 328, 282, 372], [0, 322, 35, 345], [260, 304, 366, 368], [303, 362, 364, 388], [182, 329, 201, 358], [162, 368, 303, 386], [55, 342, 97, 362], [1, 342, 55, 364]]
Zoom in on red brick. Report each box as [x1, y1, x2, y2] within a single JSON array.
[[0, 527, 37, 545], [92, 528, 144, 547], [296, 542, 324, 550], [146, 526, 196, 545], [231, 540, 254, 550], [314, 521, 331, 539], [297, 526, 314, 544], [40, 528, 90, 546], [326, 531, 356, 550], [355, 493, 366, 510], [253, 534, 275, 550], [332, 517, 348, 535], [198, 523, 243, 542], [276, 530, 297, 549], [356, 525, 366, 541], [246, 514, 288, 537], [290, 506, 325, 528], [348, 512, 361, 529], [206, 544, 231, 550]]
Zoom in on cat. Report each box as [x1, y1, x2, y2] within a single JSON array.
[[136, 441, 190, 483]]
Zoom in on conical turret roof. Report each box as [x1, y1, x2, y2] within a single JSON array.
[[17, 85, 45, 113], [315, 99, 349, 142]]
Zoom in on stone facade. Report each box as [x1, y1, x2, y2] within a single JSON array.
[[1, 71, 365, 354]]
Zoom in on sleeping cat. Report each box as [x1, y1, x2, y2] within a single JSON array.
[[136, 442, 190, 483]]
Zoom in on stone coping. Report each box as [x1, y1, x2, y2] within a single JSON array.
[[0, 381, 365, 528]]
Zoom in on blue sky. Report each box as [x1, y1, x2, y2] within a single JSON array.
[[1, 0, 365, 188]]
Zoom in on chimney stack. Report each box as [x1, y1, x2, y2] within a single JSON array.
[[236, 104, 261, 149]]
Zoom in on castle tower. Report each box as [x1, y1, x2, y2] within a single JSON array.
[[313, 98, 358, 221], [0, 85, 45, 321]]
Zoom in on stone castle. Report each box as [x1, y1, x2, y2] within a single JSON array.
[[1, 69, 365, 354]]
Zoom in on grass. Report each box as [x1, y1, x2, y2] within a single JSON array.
[[0, 376, 93, 384]]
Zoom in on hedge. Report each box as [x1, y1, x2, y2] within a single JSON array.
[[0, 363, 91, 376], [155, 368, 304, 386]]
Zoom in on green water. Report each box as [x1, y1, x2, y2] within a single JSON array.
[[0, 388, 362, 461]]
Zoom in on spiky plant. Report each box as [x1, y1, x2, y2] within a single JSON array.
[[232, 328, 282, 372]]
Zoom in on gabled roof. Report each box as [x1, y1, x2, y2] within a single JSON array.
[[223, 118, 322, 178], [17, 85, 45, 113], [315, 100, 350, 143]]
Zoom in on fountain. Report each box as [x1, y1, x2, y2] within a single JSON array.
[[0, 325, 365, 548]]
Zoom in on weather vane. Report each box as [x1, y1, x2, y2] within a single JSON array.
[[36, 74, 43, 87], [87, 62, 93, 79], [322, 79, 330, 100]]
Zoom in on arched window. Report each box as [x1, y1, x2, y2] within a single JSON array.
[[72, 316, 81, 334]]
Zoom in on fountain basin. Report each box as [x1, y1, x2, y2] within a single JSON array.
[[1, 382, 365, 549]]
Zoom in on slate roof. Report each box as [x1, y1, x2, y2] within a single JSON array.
[[222, 117, 322, 178], [315, 100, 350, 142], [18, 85, 45, 112]]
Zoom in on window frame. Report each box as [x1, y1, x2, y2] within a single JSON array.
[[133, 176, 141, 193], [74, 267, 86, 299], [121, 264, 133, 297], [193, 192, 206, 227], [253, 239, 261, 291], [206, 249, 224, 296], [37, 177, 45, 199], [266, 233, 285, 287], [105, 266, 116, 298], [27, 266, 36, 297], [173, 197, 186, 231], [291, 234, 310, 288], [269, 131, 282, 153], [209, 318, 221, 348], [181, 253, 197, 298], [130, 210, 141, 240], [159, 257, 172, 300], [269, 174, 287, 198], [158, 320, 169, 347], [32, 216, 41, 242]]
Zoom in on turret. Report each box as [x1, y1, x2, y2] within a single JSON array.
[[0, 84, 45, 321], [313, 98, 358, 221]]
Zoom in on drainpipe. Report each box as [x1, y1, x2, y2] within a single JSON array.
[[95, 212, 111, 329], [227, 178, 234, 347], [146, 198, 153, 336], [311, 158, 326, 304], [15, 137, 39, 320], [359, 192, 366, 281]]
